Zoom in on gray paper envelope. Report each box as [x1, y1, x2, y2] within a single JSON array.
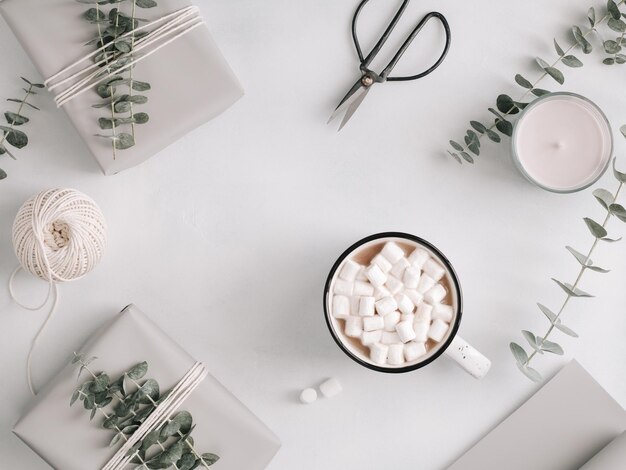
[[0, 0, 244, 175], [13, 304, 281, 470], [448, 361, 626, 470], [580, 431, 626, 470]]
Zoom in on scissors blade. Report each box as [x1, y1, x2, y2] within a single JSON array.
[[327, 79, 365, 124], [337, 86, 370, 131]]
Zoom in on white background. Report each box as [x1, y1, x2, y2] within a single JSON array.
[[1, 1, 626, 469]]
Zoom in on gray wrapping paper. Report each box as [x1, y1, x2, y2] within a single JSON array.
[[580, 432, 626, 470], [13, 304, 280, 470], [0, 0, 244, 175]]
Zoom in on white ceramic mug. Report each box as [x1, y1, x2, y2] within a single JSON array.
[[323, 232, 491, 379]]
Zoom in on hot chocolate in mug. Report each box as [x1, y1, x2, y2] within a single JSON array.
[[323, 232, 491, 378]]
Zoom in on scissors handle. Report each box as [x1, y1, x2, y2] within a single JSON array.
[[352, 0, 451, 82]]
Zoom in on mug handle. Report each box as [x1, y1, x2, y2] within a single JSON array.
[[443, 335, 491, 379]]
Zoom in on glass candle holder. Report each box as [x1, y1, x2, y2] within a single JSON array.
[[511, 92, 613, 193]]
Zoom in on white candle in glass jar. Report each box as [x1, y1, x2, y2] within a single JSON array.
[[512, 93, 613, 193]]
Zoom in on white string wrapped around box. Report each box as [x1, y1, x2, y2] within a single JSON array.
[[103, 362, 209, 470], [9, 188, 107, 396], [44, 6, 205, 108]]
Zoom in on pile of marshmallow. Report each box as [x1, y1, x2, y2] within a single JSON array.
[[331, 241, 454, 366]]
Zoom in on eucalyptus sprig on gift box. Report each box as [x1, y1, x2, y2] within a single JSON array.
[[510, 151, 626, 382], [0, 77, 44, 180], [78, 0, 156, 160], [447, 0, 626, 164], [71, 353, 219, 469]]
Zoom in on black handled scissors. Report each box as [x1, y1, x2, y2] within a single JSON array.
[[328, 0, 451, 131]]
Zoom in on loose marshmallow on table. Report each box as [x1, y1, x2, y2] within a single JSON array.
[[375, 296, 398, 316], [381, 241, 405, 264], [358, 296, 376, 317], [423, 258, 446, 281], [344, 317, 363, 338], [339, 259, 361, 282], [387, 343, 405, 365], [363, 315, 384, 332], [395, 293, 414, 315], [404, 342, 427, 362], [361, 330, 383, 346], [384, 275, 403, 295], [396, 320, 417, 343], [372, 254, 392, 274], [417, 274, 436, 294], [383, 311, 401, 331], [415, 303, 433, 323], [428, 319, 449, 342], [332, 295, 350, 320], [402, 266, 420, 289], [333, 279, 354, 296], [424, 283, 447, 304], [413, 321, 430, 343], [382, 331, 401, 344], [300, 388, 318, 404], [365, 264, 387, 287], [354, 280, 375, 297], [390, 258, 411, 279], [319, 378, 342, 398], [408, 248, 429, 268], [405, 289, 424, 307], [370, 343, 389, 365], [433, 303, 454, 322]]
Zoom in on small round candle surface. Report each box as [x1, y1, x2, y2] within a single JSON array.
[[514, 95, 611, 192]]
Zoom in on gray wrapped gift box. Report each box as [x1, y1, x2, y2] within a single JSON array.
[[0, 0, 244, 175], [13, 304, 280, 470]]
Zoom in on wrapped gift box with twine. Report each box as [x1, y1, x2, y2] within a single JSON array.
[[0, 0, 244, 175]]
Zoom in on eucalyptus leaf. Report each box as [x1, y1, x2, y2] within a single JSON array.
[[604, 40, 622, 54], [496, 94, 519, 115], [460, 151, 474, 163], [572, 26, 592, 54], [522, 330, 542, 353], [609, 203, 626, 222], [0, 126, 28, 149], [7, 98, 39, 110], [449, 140, 463, 151], [561, 55, 583, 67], [565, 246, 592, 267], [613, 157, 626, 183], [464, 130, 480, 156], [554, 322, 579, 338], [538, 337, 564, 355], [531, 88, 551, 97], [517, 363, 542, 382], [593, 188, 614, 209], [553, 39, 565, 56], [552, 278, 593, 297], [603, 57, 615, 65], [608, 18, 626, 32], [495, 118, 513, 137], [5, 112, 29, 125], [447, 151, 462, 164], [199, 453, 220, 466], [172, 411, 193, 434], [131, 80, 151, 92], [70, 389, 80, 406], [608, 0, 621, 20], [588, 7, 596, 27], [126, 361, 148, 380], [583, 217, 608, 238], [470, 121, 486, 133], [0, 168, 6, 180], [136, 0, 158, 7], [103, 415, 119, 430], [148, 440, 184, 467], [510, 342, 528, 364], [486, 129, 501, 143], [514, 74, 533, 89], [537, 303, 558, 322], [110, 432, 123, 448]]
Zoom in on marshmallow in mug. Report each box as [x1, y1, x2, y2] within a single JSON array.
[[331, 241, 454, 367]]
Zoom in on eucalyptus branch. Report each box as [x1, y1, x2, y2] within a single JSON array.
[[79, 0, 155, 159], [448, 0, 626, 164], [71, 354, 219, 469], [510, 155, 626, 382], [0, 77, 43, 180]]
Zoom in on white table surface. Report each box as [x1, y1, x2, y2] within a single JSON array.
[[1, 1, 626, 469]]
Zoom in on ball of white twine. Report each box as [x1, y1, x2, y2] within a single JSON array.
[[9, 188, 106, 396]]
